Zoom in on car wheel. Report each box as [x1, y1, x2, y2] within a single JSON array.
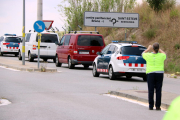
[[143, 76, 147, 81], [0, 49, 3, 56], [43, 59, 47, 62], [18, 50, 22, 60], [68, 57, 74, 69], [28, 52, 34, 62], [83, 65, 89, 68], [92, 64, 99, 77], [53, 58, 56, 63], [56, 55, 62, 67], [109, 66, 116, 80], [126, 75, 132, 79]]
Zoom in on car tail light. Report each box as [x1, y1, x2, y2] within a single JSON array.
[[131, 45, 138, 47], [18, 43, 20, 45], [117, 56, 129, 60], [33, 45, 36, 50], [74, 50, 78, 54], [3, 43, 10, 45]]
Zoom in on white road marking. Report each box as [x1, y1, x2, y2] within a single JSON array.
[[0, 66, 20, 71], [0, 99, 11, 106], [104, 94, 167, 112]]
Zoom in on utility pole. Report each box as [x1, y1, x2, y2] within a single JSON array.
[[22, 0, 25, 65], [37, 0, 43, 68], [37, 0, 43, 20]]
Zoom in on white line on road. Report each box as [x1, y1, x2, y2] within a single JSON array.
[[0, 66, 20, 71], [103, 94, 167, 112]]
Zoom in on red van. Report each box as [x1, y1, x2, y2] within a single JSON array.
[[55, 31, 105, 69]]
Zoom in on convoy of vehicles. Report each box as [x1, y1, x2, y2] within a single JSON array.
[[0, 31, 147, 81]]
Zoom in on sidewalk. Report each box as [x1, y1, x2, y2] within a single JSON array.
[[0, 57, 57, 72]]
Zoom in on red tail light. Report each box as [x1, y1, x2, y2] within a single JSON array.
[[74, 50, 78, 54], [131, 45, 138, 47], [33, 45, 36, 50], [117, 56, 130, 60], [3, 43, 10, 45], [18, 43, 20, 45]]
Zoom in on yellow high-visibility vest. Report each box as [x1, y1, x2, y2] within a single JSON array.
[[143, 53, 166, 74]]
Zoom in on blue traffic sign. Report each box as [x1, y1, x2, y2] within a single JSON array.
[[33, 20, 45, 32]]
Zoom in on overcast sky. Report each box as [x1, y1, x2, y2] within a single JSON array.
[[0, 0, 179, 36]]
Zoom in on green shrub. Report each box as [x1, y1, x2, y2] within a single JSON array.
[[174, 44, 180, 50], [170, 9, 179, 18], [165, 62, 180, 73], [143, 28, 156, 39], [131, 34, 136, 41]]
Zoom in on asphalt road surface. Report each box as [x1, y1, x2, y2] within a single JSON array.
[[1, 55, 179, 120]]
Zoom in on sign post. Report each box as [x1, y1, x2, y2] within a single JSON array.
[[33, 20, 45, 69]]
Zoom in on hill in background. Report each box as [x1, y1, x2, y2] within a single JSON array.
[[82, 2, 180, 73]]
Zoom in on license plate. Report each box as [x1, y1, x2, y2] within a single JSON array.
[[131, 68, 143, 71], [79, 52, 89, 54]]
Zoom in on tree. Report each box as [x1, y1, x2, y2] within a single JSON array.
[[146, 0, 166, 12]]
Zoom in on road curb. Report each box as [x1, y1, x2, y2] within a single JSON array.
[[0, 63, 57, 72], [109, 91, 170, 110]]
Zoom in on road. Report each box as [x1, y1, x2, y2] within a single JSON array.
[[0, 55, 179, 120]]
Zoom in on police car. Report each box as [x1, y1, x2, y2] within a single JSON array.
[[0, 34, 21, 56], [92, 41, 147, 81]]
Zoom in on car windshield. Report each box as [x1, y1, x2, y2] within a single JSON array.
[[121, 46, 146, 55], [36, 34, 58, 43], [77, 35, 104, 46], [5, 37, 20, 43]]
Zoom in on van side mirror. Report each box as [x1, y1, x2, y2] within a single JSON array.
[[55, 41, 61, 46]]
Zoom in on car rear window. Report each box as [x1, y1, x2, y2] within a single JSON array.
[[121, 46, 146, 55], [5, 37, 20, 43], [36, 34, 58, 43], [77, 35, 104, 46]]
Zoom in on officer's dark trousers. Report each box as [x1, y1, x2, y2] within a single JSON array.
[[147, 73, 164, 108]]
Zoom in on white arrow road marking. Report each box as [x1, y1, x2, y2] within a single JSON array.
[[36, 23, 42, 30]]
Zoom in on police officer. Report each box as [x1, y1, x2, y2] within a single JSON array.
[[142, 43, 166, 110]]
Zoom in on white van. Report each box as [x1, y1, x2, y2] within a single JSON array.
[[18, 32, 59, 62]]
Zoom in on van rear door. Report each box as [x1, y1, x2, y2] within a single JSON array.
[[76, 35, 105, 61], [38, 33, 58, 56]]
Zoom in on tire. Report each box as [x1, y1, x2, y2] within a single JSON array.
[[126, 75, 132, 79], [109, 66, 116, 80], [83, 65, 89, 68], [28, 52, 34, 62], [92, 64, 99, 77], [0, 49, 3, 56], [53, 58, 56, 63], [56, 55, 62, 67], [143, 76, 147, 81], [43, 59, 47, 62], [68, 57, 74, 69], [18, 50, 22, 60]]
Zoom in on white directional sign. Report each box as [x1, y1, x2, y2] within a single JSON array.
[[84, 11, 139, 28]]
